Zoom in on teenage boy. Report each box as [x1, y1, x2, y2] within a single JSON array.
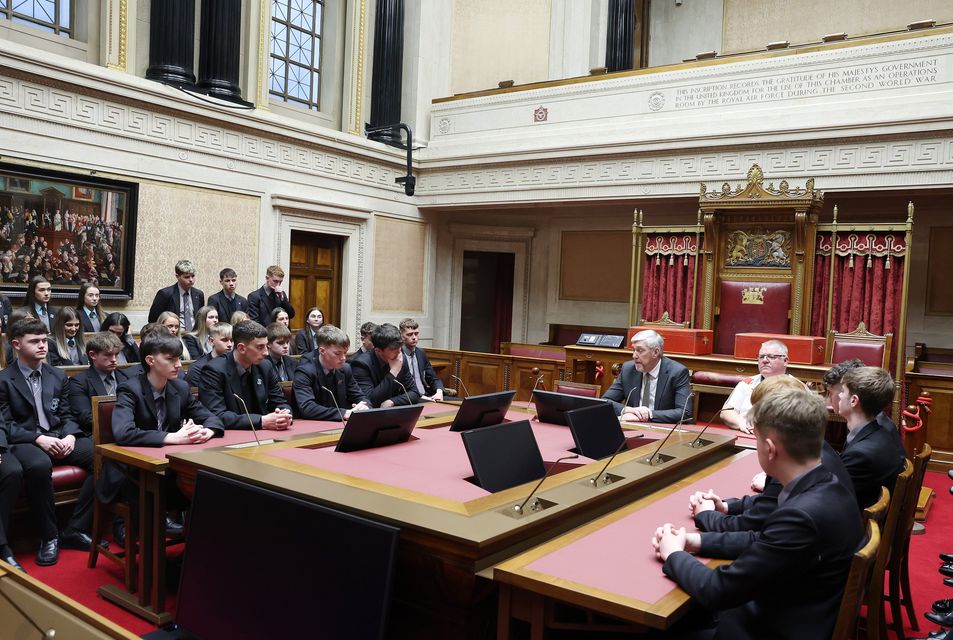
[[186, 322, 233, 387], [399, 318, 444, 401], [207, 268, 248, 325], [654, 387, 863, 639], [265, 322, 297, 383], [836, 366, 906, 509], [351, 323, 420, 408], [0, 318, 94, 566], [347, 321, 377, 362], [247, 265, 295, 323], [294, 325, 369, 421], [68, 332, 130, 434], [198, 320, 292, 429], [148, 259, 205, 331]]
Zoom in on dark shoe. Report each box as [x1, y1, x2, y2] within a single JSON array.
[[36, 538, 58, 566], [59, 529, 93, 551], [910, 629, 952, 640], [0, 545, 25, 572], [948, 469, 953, 480], [941, 553, 953, 563], [925, 609, 953, 627], [935, 598, 953, 614], [165, 516, 184, 536], [946, 577, 953, 588], [113, 520, 126, 547], [941, 563, 953, 578]]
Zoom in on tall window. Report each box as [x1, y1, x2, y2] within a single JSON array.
[[0, 0, 72, 37], [270, 0, 324, 111]]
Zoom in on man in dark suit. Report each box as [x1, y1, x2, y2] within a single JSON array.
[[198, 320, 292, 429], [653, 387, 864, 639], [147, 259, 205, 330], [247, 265, 295, 324], [602, 329, 692, 423], [294, 325, 369, 421], [0, 318, 95, 566], [207, 268, 248, 324], [836, 366, 906, 509], [399, 318, 444, 401], [97, 335, 223, 505], [67, 332, 130, 434], [351, 323, 420, 408], [346, 322, 377, 363]]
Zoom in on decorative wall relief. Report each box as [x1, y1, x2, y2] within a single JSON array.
[[725, 229, 791, 268]]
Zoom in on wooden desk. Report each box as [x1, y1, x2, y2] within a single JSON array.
[[494, 450, 760, 637], [167, 416, 738, 639]]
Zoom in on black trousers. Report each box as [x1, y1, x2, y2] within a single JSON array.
[[10, 438, 95, 541], [0, 452, 23, 547]]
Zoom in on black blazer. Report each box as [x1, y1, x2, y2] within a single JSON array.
[[403, 346, 444, 396], [182, 334, 207, 360], [694, 442, 857, 533], [207, 291, 249, 325], [147, 284, 205, 323], [293, 329, 317, 355], [350, 350, 420, 408], [68, 365, 130, 434], [602, 356, 693, 423], [0, 294, 12, 332], [98, 374, 223, 502], [78, 307, 104, 333], [293, 359, 367, 421], [267, 355, 297, 383], [0, 362, 83, 448], [21, 303, 59, 331], [186, 353, 215, 387], [46, 337, 89, 367], [664, 465, 864, 640], [840, 415, 906, 509], [198, 353, 289, 429], [247, 285, 295, 323]]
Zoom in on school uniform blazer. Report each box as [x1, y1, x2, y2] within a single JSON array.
[[98, 374, 223, 502], [182, 334, 206, 360], [694, 441, 857, 533], [404, 346, 444, 396], [185, 353, 214, 387], [293, 329, 317, 355], [293, 360, 367, 421], [0, 362, 83, 446], [46, 337, 89, 367], [601, 356, 693, 423], [147, 284, 205, 323], [198, 353, 289, 429], [664, 466, 864, 640], [78, 308, 104, 333], [247, 285, 295, 323], [350, 350, 421, 408], [68, 366, 130, 434], [22, 303, 60, 331], [840, 416, 906, 509], [119, 339, 141, 364], [207, 291, 248, 325], [267, 355, 297, 383]]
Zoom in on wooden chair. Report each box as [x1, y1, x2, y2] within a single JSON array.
[[884, 444, 931, 638], [863, 486, 890, 528], [553, 380, 601, 398], [864, 461, 913, 640], [825, 321, 892, 368], [87, 395, 136, 593], [831, 519, 880, 640]]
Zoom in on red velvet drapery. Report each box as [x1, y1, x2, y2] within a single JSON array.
[[640, 234, 699, 325]]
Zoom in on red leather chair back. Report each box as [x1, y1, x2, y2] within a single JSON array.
[[554, 381, 600, 397], [831, 339, 887, 368], [716, 281, 791, 355]]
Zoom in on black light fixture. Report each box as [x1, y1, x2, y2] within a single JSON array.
[[365, 122, 416, 196]]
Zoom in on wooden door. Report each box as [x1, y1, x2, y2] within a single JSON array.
[[289, 231, 343, 331]]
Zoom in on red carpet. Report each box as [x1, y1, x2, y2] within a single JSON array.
[[10, 471, 953, 638]]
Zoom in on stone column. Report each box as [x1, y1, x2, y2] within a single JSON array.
[[196, 0, 245, 103], [145, 0, 196, 86], [605, 0, 635, 73], [368, 0, 404, 144]]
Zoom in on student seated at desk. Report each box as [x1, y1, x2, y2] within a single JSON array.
[[265, 322, 297, 383], [400, 317, 444, 402], [198, 320, 292, 430], [834, 366, 905, 510], [652, 388, 863, 640], [294, 325, 369, 421], [689, 375, 856, 533], [124, 323, 187, 381], [68, 332, 131, 434], [186, 322, 232, 388], [350, 323, 420, 408]]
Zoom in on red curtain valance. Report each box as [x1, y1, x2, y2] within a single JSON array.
[[816, 232, 906, 258], [644, 234, 698, 256]]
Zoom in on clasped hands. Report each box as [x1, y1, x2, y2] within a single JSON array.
[[35, 433, 77, 459], [165, 419, 215, 445], [621, 405, 653, 422], [344, 401, 370, 420], [651, 523, 701, 561], [261, 408, 294, 430]]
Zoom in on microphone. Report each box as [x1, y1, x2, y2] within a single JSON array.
[[451, 374, 471, 398], [233, 393, 262, 446], [513, 454, 579, 514], [590, 430, 634, 487], [532, 370, 545, 392], [686, 405, 733, 448], [618, 384, 641, 420], [643, 392, 695, 466], [320, 385, 346, 422], [392, 377, 413, 406]]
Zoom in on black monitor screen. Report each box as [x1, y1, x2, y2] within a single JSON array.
[[461, 420, 546, 493], [335, 404, 424, 452], [175, 471, 399, 640], [532, 390, 607, 426], [566, 402, 627, 459], [449, 390, 516, 432]]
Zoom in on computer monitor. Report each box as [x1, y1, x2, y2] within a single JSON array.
[[532, 389, 607, 426], [461, 420, 546, 493], [174, 471, 399, 640], [335, 404, 425, 452], [448, 390, 516, 432], [566, 402, 645, 459]]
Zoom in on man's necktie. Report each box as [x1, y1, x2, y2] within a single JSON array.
[[182, 294, 193, 331], [155, 394, 167, 430], [88, 309, 100, 331], [29, 370, 52, 432], [408, 351, 426, 395], [103, 374, 116, 396], [67, 337, 75, 348], [640, 374, 652, 408]]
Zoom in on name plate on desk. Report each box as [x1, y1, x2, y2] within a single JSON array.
[[734, 333, 825, 364], [627, 326, 713, 355]]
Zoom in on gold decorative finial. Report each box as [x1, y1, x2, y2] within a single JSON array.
[[832, 204, 838, 225], [907, 201, 914, 223], [747, 164, 764, 185]]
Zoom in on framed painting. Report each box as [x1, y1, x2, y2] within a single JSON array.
[[0, 162, 138, 300]]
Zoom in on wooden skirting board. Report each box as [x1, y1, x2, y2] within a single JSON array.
[[916, 485, 936, 522]]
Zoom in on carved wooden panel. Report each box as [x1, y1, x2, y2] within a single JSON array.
[[459, 357, 506, 396], [905, 373, 953, 470]]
